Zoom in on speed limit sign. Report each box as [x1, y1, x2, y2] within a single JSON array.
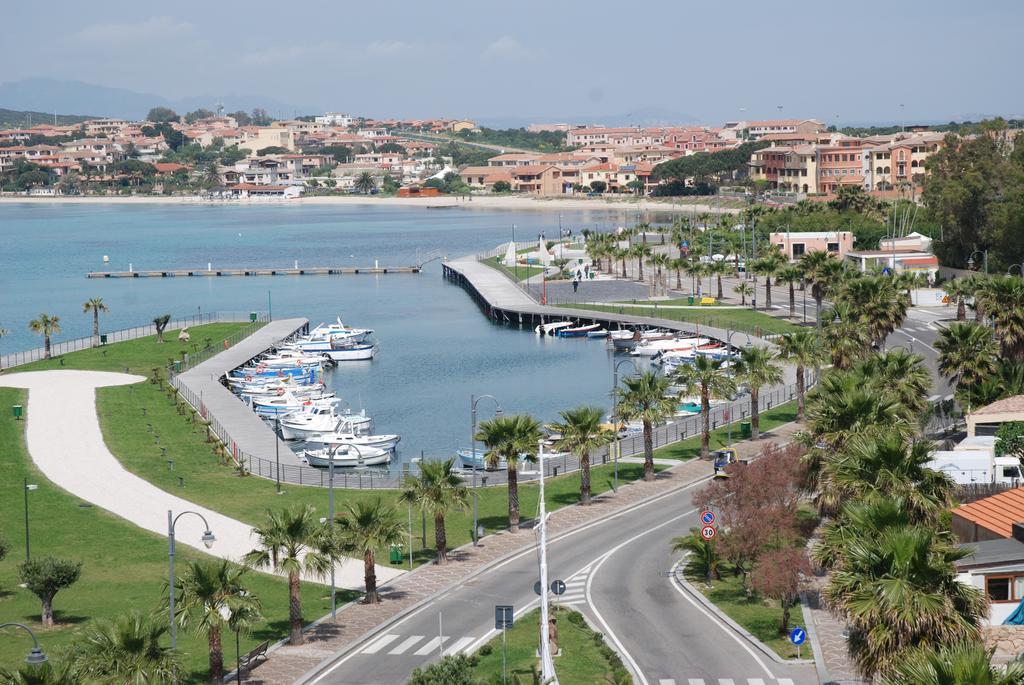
[[701, 525, 717, 540]]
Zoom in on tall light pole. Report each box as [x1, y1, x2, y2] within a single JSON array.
[[168, 510, 216, 648], [24, 479, 37, 561], [470, 394, 502, 545], [274, 417, 282, 494], [0, 623, 48, 667], [324, 441, 363, 619], [537, 439, 557, 684], [611, 359, 639, 492]]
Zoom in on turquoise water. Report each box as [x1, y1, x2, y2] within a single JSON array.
[[0, 202, 638, 463]]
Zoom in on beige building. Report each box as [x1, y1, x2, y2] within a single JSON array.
[[238, 127, 296, 153], [967, 396, 1024, 438], [769, 231, 854, 260]]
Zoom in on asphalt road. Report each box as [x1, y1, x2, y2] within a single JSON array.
[[303, 476, 817, 685]]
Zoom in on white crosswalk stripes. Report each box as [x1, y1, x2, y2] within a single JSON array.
[[359, 632, 479, 657], [413, 636, 445, 656], [748, 680, 765, 685], [445, 637, 475, 655], [555, 571, 590, 606], [777, 680, 795, 685], [361, 633, 400, 654], [663, 679, 790, 685], [387, 635, 424, 655]]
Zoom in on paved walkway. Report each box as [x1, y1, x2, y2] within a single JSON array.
[[0, 370, 402, 589]]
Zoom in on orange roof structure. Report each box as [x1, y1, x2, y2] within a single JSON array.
[[954, 489, 1024, 538], [973, 395, 1024, 416]]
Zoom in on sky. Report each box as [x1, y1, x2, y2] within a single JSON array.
[[5, 0, 1023, 125]]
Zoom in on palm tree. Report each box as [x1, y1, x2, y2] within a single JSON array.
[[629, 244, 652, 281], [168, 560, 261, 685], [777, 330, 825, 421], [335, 498, 405, 602], [799, 251, 841, 324], [753, 251, 786, 309], [244, 505, 335, 645], [354, 172, 376, 194], [686, 260, 709, 296], [825, 524, 985, 679], [616, 371, 677, 480], [855, 348, 932, 416], [821, 303, 871, 370], [203, 162, 221, 187], [475, 415, 542, 532], [673, 357, 737, 458], [942, 278, 974, 322], [28, 313, 61, 359], [670, 257, 687, 291], [880, 642, 1024, 685], [812, 496, 914, 571], [72, 610, 181, 684], [977, 275, 1024, 361], [775, 265, 802, 317], [401, 458, 468, 562], [615, 247, 629, 279], [82, 297, 108, 338], [969, 274, 990, 324], [936, 322, 999, 409], [672, 528, 720, 582], [836, 276, 907, 347], [649, 252, 671, 288], [0, 663, 79, 685], [551, 405, 614, 505], [804, 372, 913, 450], [733, 281, 754, 307], [735, 346, 783, 439], [709, 260, 731, 300]]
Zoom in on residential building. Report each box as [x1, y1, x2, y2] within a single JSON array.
[[448, 120, 477, 132], [769, 231, 854, 260], [237, 126, 296, 153], [968, 396, 1024, 438], [744, 119, 826, 140], [84, 118, 132, 136], [748, 145, 819, 193], [528, 123, 571, 132], [315, 112, 354, 127], [218, 183, 303, 199], [510, 165, 563, 195], [458, 166, 512, 189], [956, 531, 1024, 624]]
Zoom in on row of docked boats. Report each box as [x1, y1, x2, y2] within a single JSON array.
[[225, 317, 401, 469], [535, 320, 610, 338]]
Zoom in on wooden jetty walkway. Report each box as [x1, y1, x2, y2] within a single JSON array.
[[88, 265, 421, 278]]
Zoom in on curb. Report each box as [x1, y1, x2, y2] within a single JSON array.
[[673, 568, 814, 666], [290, 466, 713, 684], [799, 591, 833, 685]]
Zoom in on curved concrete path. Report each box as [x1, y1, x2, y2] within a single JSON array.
[[0, 370, 403, 589]]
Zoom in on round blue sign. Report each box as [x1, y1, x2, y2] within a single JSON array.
[[789, 627, 807, 645], [700, 511, 716, 525]]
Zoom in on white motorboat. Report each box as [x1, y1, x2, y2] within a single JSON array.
[[236, 381, 327, 399], [304, 431, 401, 452], [278, 402, 373, 439], [322, 343, 377, 362], [256, 350, 328, 368], [253, 392, 336, 418], [535, 321, 573, 336], [303, 443, 391, 467], [631, 336, 710, 357]]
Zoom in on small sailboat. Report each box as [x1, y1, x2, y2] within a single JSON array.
[[321, 342, 377, 362], [535, 321, 573, 336]]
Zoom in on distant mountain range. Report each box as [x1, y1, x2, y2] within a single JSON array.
[[0, 107, 95, 128], [476, 107, 701, 130], [0, 78, 314, 122]]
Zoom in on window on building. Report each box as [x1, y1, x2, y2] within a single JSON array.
[[988, 576, 1012, 602], [827, 242, 839, 252], [792, 244, 806, 257]]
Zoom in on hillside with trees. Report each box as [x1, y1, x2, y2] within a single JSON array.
[[0, 108, 94, 129]]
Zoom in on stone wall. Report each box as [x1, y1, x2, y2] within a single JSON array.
[[985, 625, 1024, 660]]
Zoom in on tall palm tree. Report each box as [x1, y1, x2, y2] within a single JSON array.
[[335, 498, 405, 601], [804, 372, 913, 450], [777, 330, 825, 421], [855, 348, 932, 416], [936, 322, 999, 408], [401, 458, 468, 562], [28, 313, 61, 359], [615, 247, 629, 279], [836, 276, 907, 347], [977, 275, 1024, 361], [629, 244, 652, 281], [821, 303, 871, 370], [686, 260, 709, 296], [616, 371, 677, 480], [168, 560, 261, 685], [968, 274, 990, 324], [941, 278, 974, 322], [799, 250, 841, 324], [354, 172, 376, 194], [244, 505, 335, 645], [735, 346, 783, 439], [812, 496, 914, 571], [673, 357, 737, 458], [0, 663, 79, 685], [551, 405, 614, 505], [880, 642, 1024, 685], [72, 610, 181, 684], [670, 257, 687, 291], [82, 297, 108, 338], [672, 528, 720, 582], [709, 260, 731, 300], [753, 251, 786, 309], [733, 281, 754, 307], [475, 415, 542, 532], [774, 265, 802, 317], [825, 524, 985, 679]]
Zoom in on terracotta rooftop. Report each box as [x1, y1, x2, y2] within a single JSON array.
[[954, 488, 1024, 538], [973, 395, 1024, 417]]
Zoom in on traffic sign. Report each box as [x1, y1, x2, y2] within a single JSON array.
[[533, 581, 542, 596], [790, 626, 807, 645], [700, 525, 717, 540], [681, 240, 689, 248], [551, 580, 566, 596], [700, 510, 716, 525], [495, 605, 514, 630]]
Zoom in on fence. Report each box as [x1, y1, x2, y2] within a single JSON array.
[[1, 311, 269, 370]]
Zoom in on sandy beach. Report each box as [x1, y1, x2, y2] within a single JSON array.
[[0, 193, 743, 214]]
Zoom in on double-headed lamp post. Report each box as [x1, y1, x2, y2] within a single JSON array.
[[611, 359, 639, 492], [0, 623, 48, 667], [324, 441, 364, 619], [470, 394, 502, 545], [967, 249, 989, 275], [168, 510, 216, 649], [1008, 264, 1024, 278]]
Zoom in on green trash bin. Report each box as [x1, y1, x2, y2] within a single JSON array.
[[99, 333, 108, 344], [389, 544, 403, 564], [249, 312, 258, 322], [12, 405, 24, 420], [687, 296, 695, 305], [173, 361, 183, 373], [740, 421, 752, 439]]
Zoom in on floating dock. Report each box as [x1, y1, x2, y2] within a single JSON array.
[[87, 266, 421, 278]]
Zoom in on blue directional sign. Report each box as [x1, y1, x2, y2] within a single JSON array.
[[882, 267, 892, 276], [790, 626, 807, 645], [700, 510, 716, 525], [495, 605, 514, 630]]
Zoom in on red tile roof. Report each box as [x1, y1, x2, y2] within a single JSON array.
[[954, 488, 1024, 538], [973, 395, 1024, 417]]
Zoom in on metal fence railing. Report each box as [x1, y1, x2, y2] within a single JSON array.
[[0, 311, 269, 370]]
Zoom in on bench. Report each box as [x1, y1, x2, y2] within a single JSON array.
[[238, 641, 269, 672], [699, 297, 716, 305]]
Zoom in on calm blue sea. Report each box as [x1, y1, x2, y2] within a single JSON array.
[[0, 202, 640, 463]]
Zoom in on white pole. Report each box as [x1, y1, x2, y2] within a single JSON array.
[[538, 439, 557, 683]]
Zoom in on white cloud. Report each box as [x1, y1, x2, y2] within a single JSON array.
[[483, 36, 535, 61], [239, 41, 344, 66], [366, 40, 411, 57], [73, 16, 194, 45]]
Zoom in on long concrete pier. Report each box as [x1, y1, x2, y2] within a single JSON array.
[[88, 265, 421, 278]]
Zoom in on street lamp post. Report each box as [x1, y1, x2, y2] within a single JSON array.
[[274, 417, 282, 494], [23, 479, 37, 561], [1008, 264, 1024, 278], [611, 359, 639, 492], [967, 249, 989, 275], [324, 441, 364, 618], [168, 510, 216, 649], [0, 622, 48, 667], [470, 394, 502, 545]]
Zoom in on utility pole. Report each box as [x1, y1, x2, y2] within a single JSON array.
[[537, 440, 557, 683]]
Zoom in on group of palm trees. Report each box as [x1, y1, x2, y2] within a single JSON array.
[[4, 298, 110, 362]]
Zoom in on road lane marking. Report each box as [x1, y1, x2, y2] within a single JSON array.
[[413, 636, 445, 655], [777, 680, 794, 685], [719, 680, 735, 685], [361, 633, 400, 654], [748, 679, 766, 685], [660, 679, 678, 685], [388, 635, 424, 655], [687, 679, 703, 685], [445, 637, 474, 654]]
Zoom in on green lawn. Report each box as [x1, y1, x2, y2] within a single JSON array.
[[0, 386, 341, 683], [558, 303, 799, 336], [481, 255, 546, 282], [653, 401, 798, 460], [471, 607, 631, 685]]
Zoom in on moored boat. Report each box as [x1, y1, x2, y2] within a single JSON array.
[[555, 323, 602, 337], [303, 444, 391, 467]]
